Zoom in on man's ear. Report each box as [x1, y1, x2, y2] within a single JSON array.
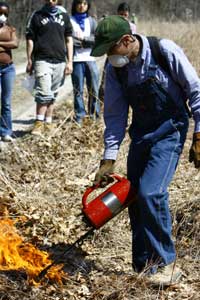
[[121, 34, 133, 46]]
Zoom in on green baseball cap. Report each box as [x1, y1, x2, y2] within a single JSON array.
[[91, 15, 132, 57]]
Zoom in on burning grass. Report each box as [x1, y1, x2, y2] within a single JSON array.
[[0, 20, 199, 300], [0, 214, 66, 285]]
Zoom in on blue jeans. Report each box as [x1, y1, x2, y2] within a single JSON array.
[[127, 127, 187, 273], [0, 63, 16, 137], [71, 61, 100, 122]]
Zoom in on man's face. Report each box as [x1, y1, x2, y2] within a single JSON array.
[[108, 35, 132, 56], [45, 0, 58, 6], [107, 35, 139, 62]]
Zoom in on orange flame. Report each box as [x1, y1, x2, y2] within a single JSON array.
[[0, 217, 66, 285]]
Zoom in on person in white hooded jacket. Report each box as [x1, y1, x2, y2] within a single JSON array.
[[70, 0, 100, 124]]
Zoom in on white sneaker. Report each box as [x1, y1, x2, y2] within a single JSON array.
[[147, 263, 182, 286], [1, 135, 13, 142]]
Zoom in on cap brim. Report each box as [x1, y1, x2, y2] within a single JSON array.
[[91, 40, 116, 57]]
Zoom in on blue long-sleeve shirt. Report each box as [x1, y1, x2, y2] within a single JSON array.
[[103, 35, 200, 160]]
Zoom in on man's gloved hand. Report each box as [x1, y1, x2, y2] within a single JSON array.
[[94, 159, 115, 187], [189, 132, 200, 168]]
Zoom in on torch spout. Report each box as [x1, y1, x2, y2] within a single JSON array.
[[36, 228, 95, 281]]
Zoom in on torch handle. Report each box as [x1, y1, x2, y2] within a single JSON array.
[[82, 173, 124, 209]]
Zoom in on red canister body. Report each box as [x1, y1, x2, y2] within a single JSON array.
[[82, 174, 136, 229]]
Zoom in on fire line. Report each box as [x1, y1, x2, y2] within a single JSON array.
[[0, 217, 65, 285]]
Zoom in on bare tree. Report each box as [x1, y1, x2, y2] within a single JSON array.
[[5, 0, 200, 38]]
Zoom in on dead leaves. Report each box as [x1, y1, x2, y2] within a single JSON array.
[[0, 106, 199, 299]]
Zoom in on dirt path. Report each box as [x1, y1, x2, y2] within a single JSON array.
[[12, 73, 73, 136]]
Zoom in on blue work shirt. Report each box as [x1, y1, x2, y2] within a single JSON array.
[[103, 34, 200, 160]]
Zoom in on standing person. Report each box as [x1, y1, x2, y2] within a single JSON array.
[[117, 2, 136, 34], [0, 2, 18, 142], [70, 0, 100, 124], [91, 16, 200, 285], [26, 0, 73, 136], [99, 3, 137, 103]]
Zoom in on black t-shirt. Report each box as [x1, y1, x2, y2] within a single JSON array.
[[26, 8, 72, 62]]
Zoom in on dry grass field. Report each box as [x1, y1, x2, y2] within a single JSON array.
[[0, 21, 199, 299]]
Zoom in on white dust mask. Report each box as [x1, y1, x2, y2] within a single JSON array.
[[0, 14, 7, 24], [108, 54, 130, 68]]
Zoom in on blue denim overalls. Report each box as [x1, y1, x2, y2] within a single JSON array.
[[120, 61, 189, 273]]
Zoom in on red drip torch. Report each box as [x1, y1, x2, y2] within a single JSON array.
[[82, 174, 136, 229], [37, 174, 136, 280]]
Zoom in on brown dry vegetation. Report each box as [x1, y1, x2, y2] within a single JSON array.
[[0, 21, 199, 299]]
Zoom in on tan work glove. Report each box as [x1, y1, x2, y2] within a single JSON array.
[[189, 132, 200, 168], [94, 159, 115, 187]]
